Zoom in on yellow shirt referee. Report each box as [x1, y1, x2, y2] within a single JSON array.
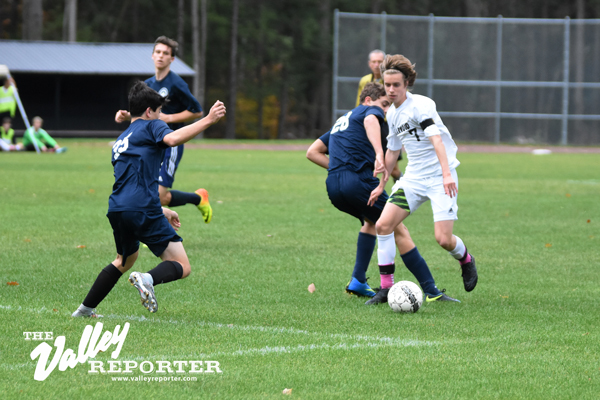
[[356, 50, 402, 180], [355, 50, 385, 107]]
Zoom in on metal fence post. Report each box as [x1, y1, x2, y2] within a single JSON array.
[[332, 9, 339, 126], [380, 11, 387, 52], [495, 15, 503, 144], [427, 13, 435, 98], [562, 16, 571, 145]]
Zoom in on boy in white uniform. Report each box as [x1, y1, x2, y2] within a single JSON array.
[[367, 54, 477, 304]]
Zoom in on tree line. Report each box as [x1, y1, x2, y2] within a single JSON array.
[[2, 0, 599, 138]]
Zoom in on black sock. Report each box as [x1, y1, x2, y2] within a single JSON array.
[[168, 190, 201, 207], [400, 247, 439, 295], [352, 232, 376, 283], [147, 261, 184, 285], [82, 264, 123, 308]]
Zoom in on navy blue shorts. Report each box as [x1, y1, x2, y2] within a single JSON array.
[[158, 144, 184, 188], [326, 169, 388, 225], [107, 211, 182, 263]]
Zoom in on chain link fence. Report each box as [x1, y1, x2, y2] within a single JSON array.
[[333, 11, 600, 145]]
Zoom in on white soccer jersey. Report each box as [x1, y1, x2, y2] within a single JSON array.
[[386, 92, 460, 178]]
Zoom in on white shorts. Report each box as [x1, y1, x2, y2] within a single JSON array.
[[388, 169, 459, 222], [0, 138, 11, 151]]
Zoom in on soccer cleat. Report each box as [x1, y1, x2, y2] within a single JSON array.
[[195, 188, 213, 223], [461, 254, 478, 292], [71, 309, 103, 318], [365, 288, 389, 305], [55, 147, 68, 154], [345, 277, 376, 297], [424, 289, 461, 303], [129, 272, 158, 313]]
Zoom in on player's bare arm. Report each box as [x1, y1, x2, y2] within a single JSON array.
[[368, 147, 397, 206], [306, 139, 329, 169], [160, 110, 204, 124], [364, 114, 387, 181], [162, 101, 226, 147], [428, 134, 457, 198], [115, 110, 131, 123], [384, 148, 400, 180]]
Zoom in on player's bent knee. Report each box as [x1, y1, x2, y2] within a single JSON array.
[[435, 234, 453, 249], [180, 262, 191, 279], [375, 220, 394, 235]]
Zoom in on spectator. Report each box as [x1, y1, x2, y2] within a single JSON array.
[[0, 117, 22, 151], [0, 77, 17, 121], [356, 50, 403, 181], [23, 116, 67, 153]]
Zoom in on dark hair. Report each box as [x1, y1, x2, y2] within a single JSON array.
[[153, 36, 178, 57], [2, 117, 11, 124], [128, 81, 168, 117], [359, 82, 387, 104]]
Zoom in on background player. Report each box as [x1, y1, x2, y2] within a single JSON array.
[[72, 82, 226, 317], [307, 82, 453, 304], [356, 49, 402, 182], [115, 36, 212, 223], [23, 116, 66, 153], [372, 54, 477, 303]]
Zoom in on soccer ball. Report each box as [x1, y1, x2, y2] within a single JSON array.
[[388, 281, 423, 313]]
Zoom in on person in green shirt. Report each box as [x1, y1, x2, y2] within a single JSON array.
[[23, 116, 67, 153]]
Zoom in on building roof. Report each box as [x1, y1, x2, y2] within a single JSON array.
[[0, 40, 195, 76]]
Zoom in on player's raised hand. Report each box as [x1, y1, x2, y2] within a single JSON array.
[[443, 175, 457, 198], [115, 110, 131, 123], [208, 101, 226, 123]]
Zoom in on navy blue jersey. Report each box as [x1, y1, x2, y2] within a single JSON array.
[[326, 105, 385, 173], [145, 71, 202, 130], [318, 131, 330, 153], [108, 119, 172, 213]]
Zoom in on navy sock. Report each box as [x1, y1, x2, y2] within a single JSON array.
[[352, 232, 376, 283], [148, 261, 184, 285], [82, 264, 123, 308], [400, 247, 440, 295], [168, 190, 201, 207]]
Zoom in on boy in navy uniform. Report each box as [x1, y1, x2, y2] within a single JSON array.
[[73, 82, 225, 317], [115, 36, 212, 223], [307, 82, 455, 304]]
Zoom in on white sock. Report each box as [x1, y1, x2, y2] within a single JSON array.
[[449, 235, 466, 260], [377, 233, 396, 265]]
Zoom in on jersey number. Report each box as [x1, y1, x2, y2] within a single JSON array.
[[113, 132, 133, 160], [408, 128, 421, 141], [331, 111, 353, 134]]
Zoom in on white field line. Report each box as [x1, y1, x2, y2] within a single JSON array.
[[566, 179, 600, 185], [0, 303, 436, 346], [0, 303, 439, 371], [2, 339, 435, 372]]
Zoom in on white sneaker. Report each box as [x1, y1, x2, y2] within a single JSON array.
[[128, 272, 157, 313], [71, 308, 103, 318]]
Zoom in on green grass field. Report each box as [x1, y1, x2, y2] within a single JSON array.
[[1, 139, 599, 399]]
